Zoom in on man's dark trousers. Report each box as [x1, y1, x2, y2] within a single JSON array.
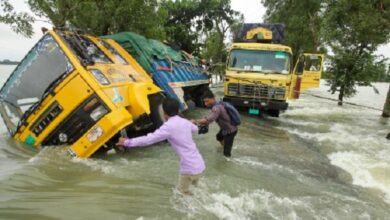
[[216, 130, 237, 157]]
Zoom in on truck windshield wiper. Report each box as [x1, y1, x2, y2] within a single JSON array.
[[42, 71, 69, 97], [60, 31, 94, 66]]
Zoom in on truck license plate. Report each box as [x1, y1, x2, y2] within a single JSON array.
[[249, 108, 260, 115]]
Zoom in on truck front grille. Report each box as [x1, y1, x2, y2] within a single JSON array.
[[30, 101, 62, 136], [42, 95, 109, 146], [228, 83, 285, 99]]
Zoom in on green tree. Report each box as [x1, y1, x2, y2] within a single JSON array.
[[160, 0, 200, 53], [200, 0, 243, 78], [201, 16, 243, 77], [161, 0, 241, 55], [28, 0, 167, 39], [323, 0, 390, 105], [262, 0, 324, 63], [0, 0, 34, 37]]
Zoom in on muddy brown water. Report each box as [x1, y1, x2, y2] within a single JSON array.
[[0, 65, 389, 219]]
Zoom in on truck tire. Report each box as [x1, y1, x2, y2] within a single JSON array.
[[194, 86, 211, 107], [267, 109, 280, 117], [149, 93, 166, 130]]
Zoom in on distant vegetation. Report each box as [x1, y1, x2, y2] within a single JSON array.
[[0, 59, 19, 65]]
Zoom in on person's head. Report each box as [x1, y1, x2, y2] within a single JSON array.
[[162, 98, 179, 119], [202, 90, 216, 108]]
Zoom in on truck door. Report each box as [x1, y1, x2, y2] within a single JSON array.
[[300, 53, 324, 91], [288, 53, 323, 99]]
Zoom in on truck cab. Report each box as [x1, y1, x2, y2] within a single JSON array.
[[223, 23, 324, 117], [0, 30, 163, 158]]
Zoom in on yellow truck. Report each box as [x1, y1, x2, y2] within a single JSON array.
[[223, 23, 324, 117], [0, 29, 164, 158]]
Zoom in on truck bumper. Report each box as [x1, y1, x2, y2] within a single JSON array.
[[223, 96, 288, 110], [69, 107, 133, 158]]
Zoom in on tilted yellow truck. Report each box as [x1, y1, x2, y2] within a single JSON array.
[[223, 23, 324, 117], [0, 29, 165, 158]]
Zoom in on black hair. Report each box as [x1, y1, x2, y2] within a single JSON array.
[[162, 98, 179, 116], [202, 90, 215, 100]]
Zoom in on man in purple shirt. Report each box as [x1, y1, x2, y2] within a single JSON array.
[[116, 98, 205, 195], [194, 90, 238, 157]]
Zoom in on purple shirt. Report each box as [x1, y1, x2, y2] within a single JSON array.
[[123, 115, 205, 175]]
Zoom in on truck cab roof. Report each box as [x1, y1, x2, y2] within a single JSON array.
[[231, 43, 292, 54]]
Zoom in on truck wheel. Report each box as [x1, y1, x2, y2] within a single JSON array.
[[267, 109, 280, 117], [149, 93, 166, 130], [194, 86, 210, 107]]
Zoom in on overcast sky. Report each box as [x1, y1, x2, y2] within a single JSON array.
[[0, 0, 389, 61]]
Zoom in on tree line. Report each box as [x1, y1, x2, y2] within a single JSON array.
[[0, 59, 19, 65]]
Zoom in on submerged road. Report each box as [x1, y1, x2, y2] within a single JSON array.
[[0, 65, 389, 219]]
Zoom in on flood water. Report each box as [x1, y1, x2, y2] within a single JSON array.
[[0, 65, 389, 219]]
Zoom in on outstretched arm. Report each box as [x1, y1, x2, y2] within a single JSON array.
[[191, 122, 199, 133], [198, 106, 220, 125], [117, 123, 170, 148]]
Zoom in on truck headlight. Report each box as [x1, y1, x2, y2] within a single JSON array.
[[90, 69, 110, 85], [86, 126, 104, 143], [59, 132, 68, 143], [90, 105, 108, 121], [83, 97, 109, 121]]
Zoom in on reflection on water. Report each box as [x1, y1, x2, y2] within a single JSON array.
[[0, 65, 389, 219]]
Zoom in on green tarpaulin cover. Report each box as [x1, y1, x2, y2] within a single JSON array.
[[103, 32, 198, 73]]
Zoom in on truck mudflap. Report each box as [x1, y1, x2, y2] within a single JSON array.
[[223, 96, 288, 111]]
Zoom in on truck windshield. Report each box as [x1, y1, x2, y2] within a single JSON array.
[[228, 50, 291, 74], [0, 34, 74, 134]]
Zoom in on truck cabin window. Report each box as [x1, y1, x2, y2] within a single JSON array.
[[99, 40, 128, 65], [229, 50, 291, 74], [304, 55, 322, 71], [0, 34, 74, 134]]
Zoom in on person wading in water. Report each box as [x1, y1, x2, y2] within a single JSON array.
[[193, 90, 239, 157], [117, 98, 205, 195]]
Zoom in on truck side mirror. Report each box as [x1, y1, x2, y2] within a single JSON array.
[[296, 56, 305, 75]]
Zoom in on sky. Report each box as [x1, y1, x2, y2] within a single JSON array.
[[0, 0, 389, 61]]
